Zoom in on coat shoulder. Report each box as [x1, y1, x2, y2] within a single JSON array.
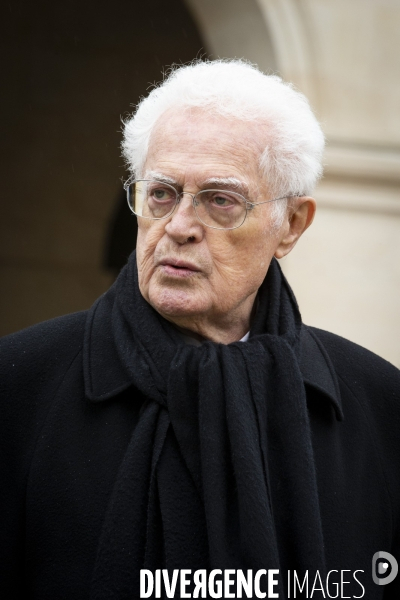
[[307, 326, 400, 473], [0, 312, 88, 467], [305, 327, 400, 517], [0, 311, 87, 389], [306, 325, 400, 396]]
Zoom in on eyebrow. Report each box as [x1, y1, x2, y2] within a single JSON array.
[[143, 171, 178, 186], [144, 171, 249, 197], [202, 177, 249, 196]]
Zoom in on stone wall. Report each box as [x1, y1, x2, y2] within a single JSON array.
[[186, 0, 400, 366]]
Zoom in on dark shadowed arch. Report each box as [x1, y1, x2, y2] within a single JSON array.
[[0, 0, 208, 333]]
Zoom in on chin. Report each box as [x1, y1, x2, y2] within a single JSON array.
[[148, 285, 208, 319]]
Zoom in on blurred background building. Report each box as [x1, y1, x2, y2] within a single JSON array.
[[1, 0, 399, 366]]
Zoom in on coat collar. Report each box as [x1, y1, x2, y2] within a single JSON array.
[[299, 326, 344, 421], [84, 295, 343, 421]]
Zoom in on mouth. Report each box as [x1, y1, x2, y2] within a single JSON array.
[[158, 258, 201, 278]]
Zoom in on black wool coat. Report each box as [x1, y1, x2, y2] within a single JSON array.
[[1, 305, 400, 598]]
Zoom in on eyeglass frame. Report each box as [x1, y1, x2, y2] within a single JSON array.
[[124, 178, 297, 231]]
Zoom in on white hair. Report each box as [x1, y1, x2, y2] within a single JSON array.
[[121, 59, 324, 226]]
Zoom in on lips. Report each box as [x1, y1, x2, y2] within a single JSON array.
[[158, 258, 201, 277]]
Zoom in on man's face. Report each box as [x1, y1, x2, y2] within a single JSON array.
[[136, 109, 296, 340]]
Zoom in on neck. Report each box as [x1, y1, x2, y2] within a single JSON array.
[[162, 292, 258, 345]]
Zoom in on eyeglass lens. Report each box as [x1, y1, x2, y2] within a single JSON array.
[[127, 180, 247, 229]]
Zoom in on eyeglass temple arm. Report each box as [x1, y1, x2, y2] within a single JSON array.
[[247, 194, 299, 208]]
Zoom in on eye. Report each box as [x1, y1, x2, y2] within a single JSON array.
[[207, 192, 242, 208], [148, 185, 175, 202], [213, 195, 232, 207], [154, 189, 168, 199], [197, 190, 244, 213]]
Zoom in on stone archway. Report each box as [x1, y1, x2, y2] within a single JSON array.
[[184, 0, 277, 74], [183, 0, 400, 365]]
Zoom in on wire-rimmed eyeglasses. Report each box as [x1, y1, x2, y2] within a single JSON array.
[[124, 179, 292, 231]]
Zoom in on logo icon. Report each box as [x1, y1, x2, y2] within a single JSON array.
[[372, 551, 398, 585]]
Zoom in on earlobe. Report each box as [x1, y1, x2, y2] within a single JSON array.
[[274, 197, 316, 259]]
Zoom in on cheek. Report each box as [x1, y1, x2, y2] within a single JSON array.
[[137, 219, 167, 253], [136, 222, 166, 290], [211, 226, 274, 280], [212, 229, 279, 304]]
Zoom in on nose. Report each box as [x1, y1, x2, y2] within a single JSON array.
[[164, 191, 205, 244], [177, 191, 196, 203]]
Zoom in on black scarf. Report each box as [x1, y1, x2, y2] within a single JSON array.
[[89, 252, 326, 599]]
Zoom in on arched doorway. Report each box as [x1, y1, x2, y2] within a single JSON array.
[[0, 0, 208, 334]]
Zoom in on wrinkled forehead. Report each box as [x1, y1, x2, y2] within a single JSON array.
[[144, 107, 270, 193], [150, 106, 267, 150]]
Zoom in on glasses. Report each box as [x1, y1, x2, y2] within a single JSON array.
[[124, 179, 291, 231]]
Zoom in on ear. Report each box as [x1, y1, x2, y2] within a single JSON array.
[[274, 196, 316, 259]]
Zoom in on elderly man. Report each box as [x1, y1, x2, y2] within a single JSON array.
[[1, 60, 400, 600]]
